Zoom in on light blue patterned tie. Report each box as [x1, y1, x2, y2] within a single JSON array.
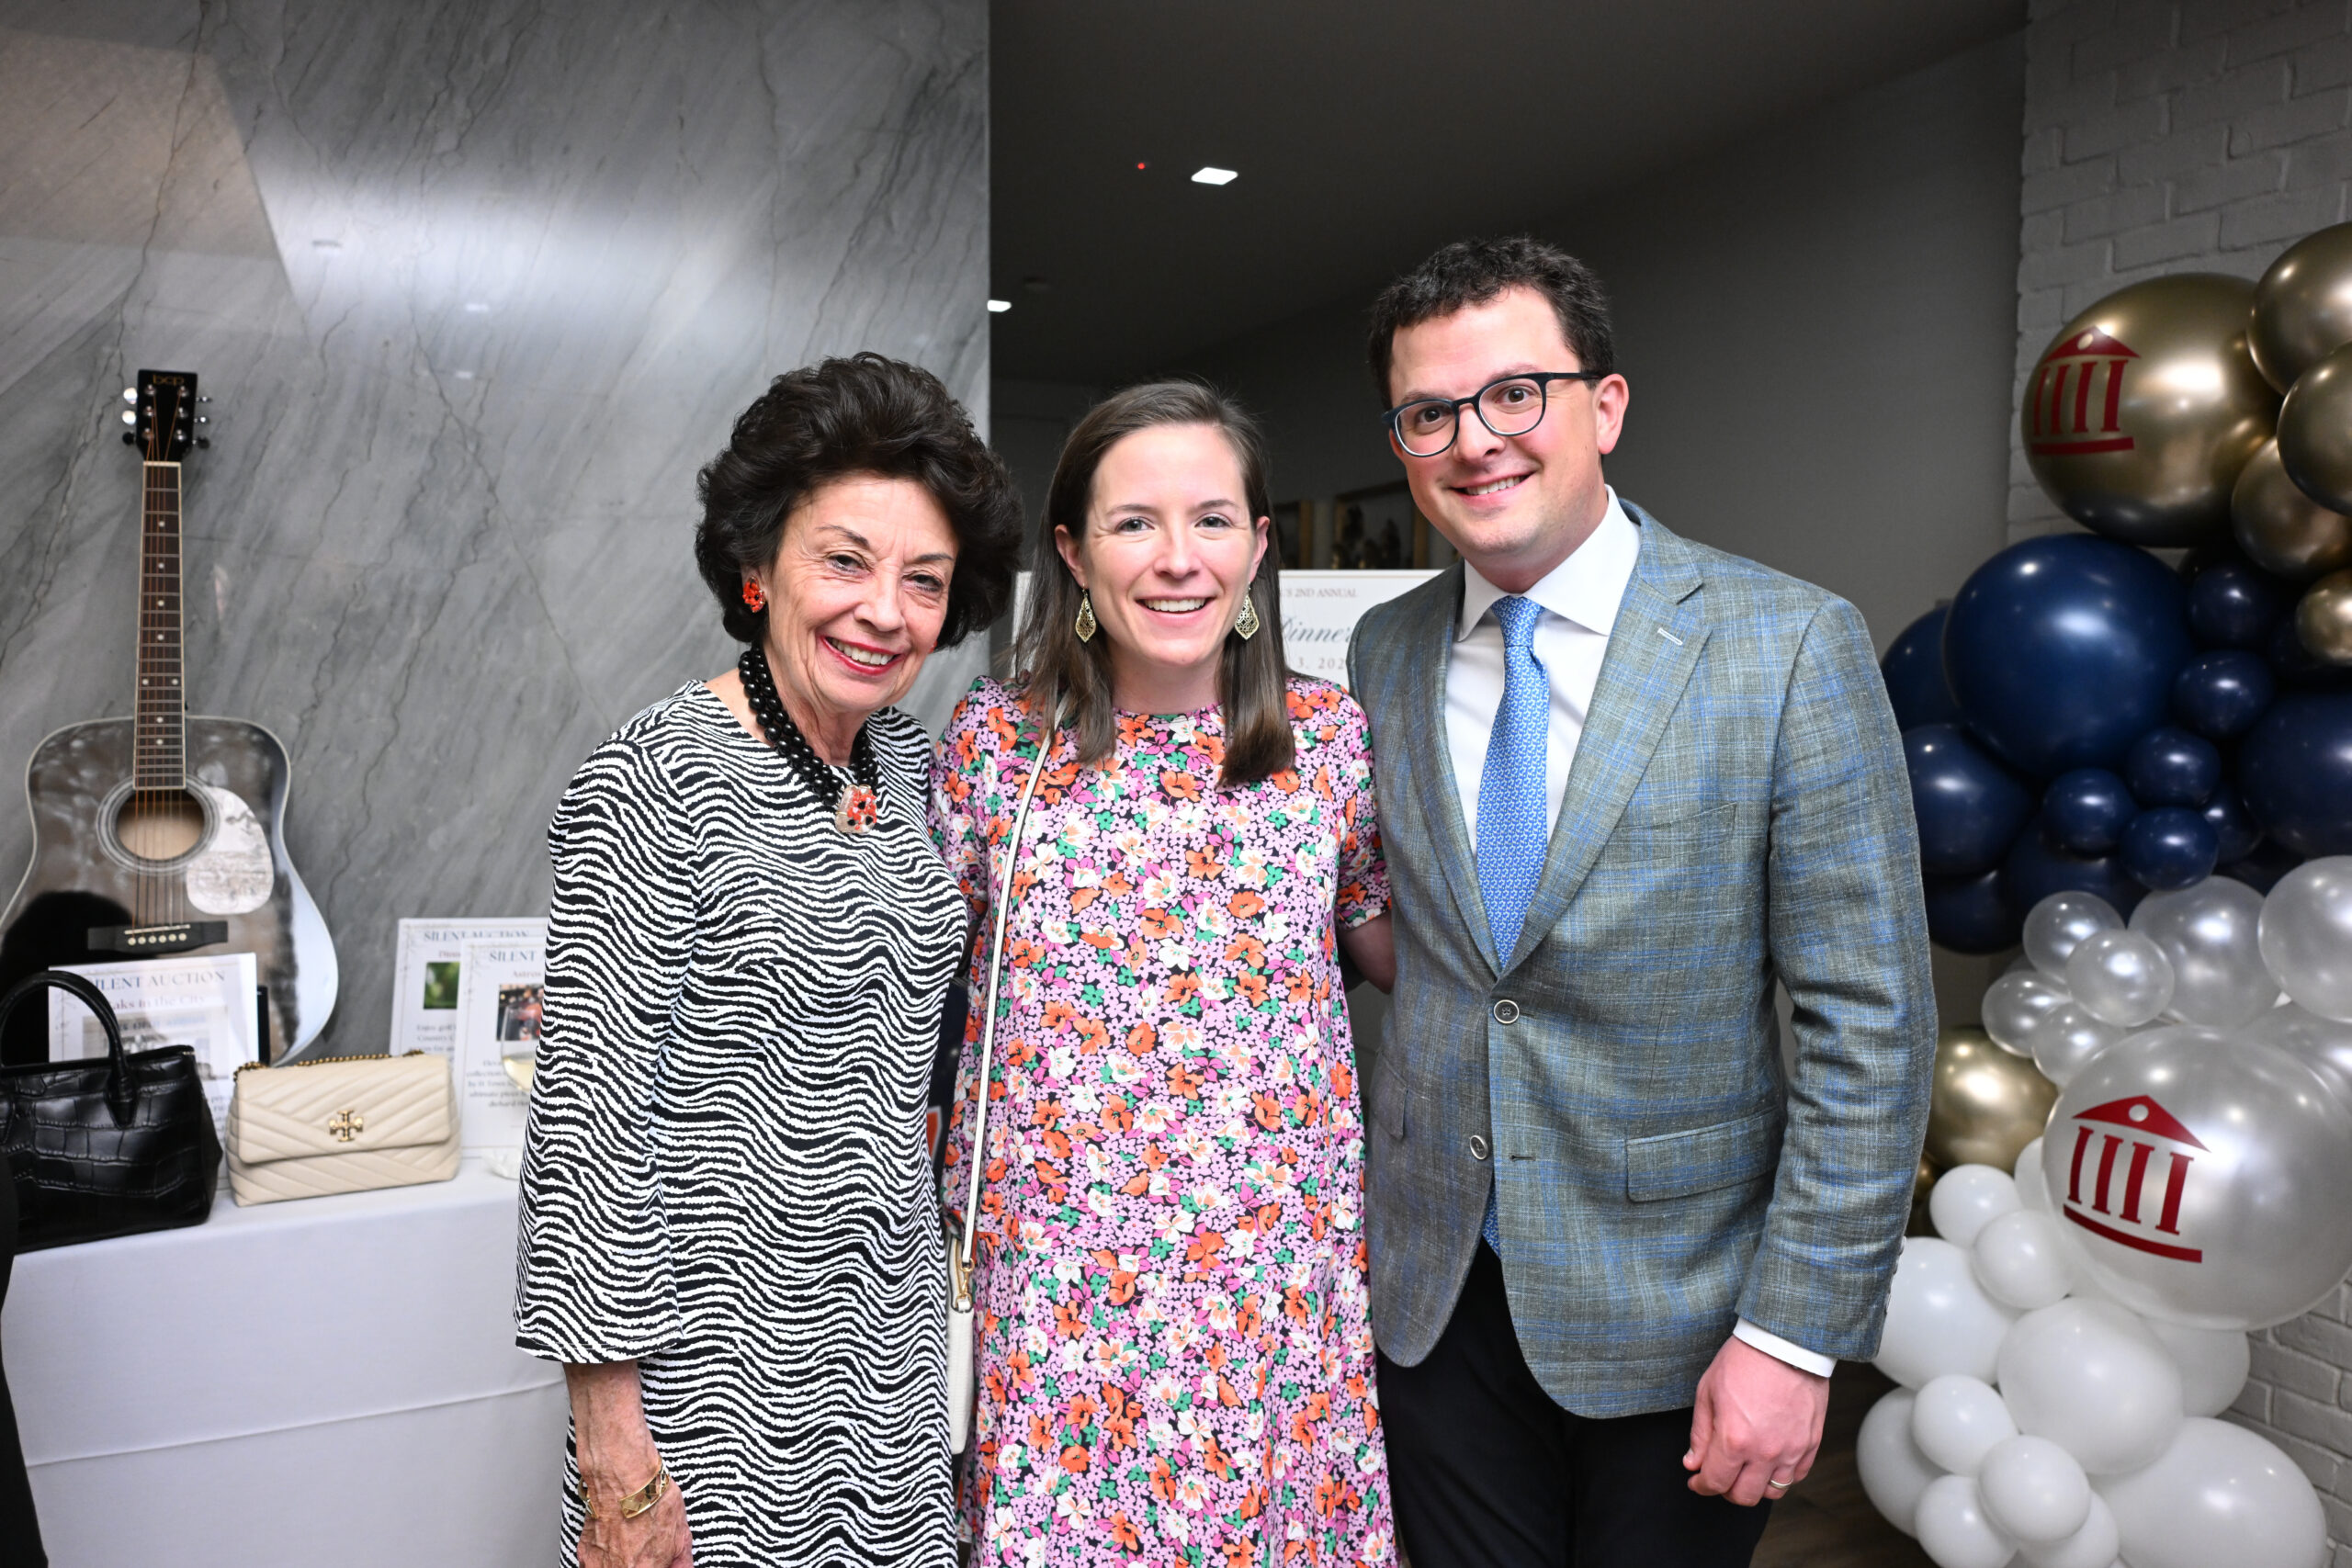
[[1477, 594, 1549, 1255]]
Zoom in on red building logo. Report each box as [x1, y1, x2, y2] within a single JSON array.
[[2029, 327, 2139, 457], [2059, 1094, 2204, 1262]]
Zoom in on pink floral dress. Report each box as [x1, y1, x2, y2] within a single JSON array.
[[932, 676, 1397, 1568]]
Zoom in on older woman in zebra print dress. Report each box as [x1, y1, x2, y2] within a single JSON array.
[[515, 355, 1021, 1568]]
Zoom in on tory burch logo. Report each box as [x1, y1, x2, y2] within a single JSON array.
[[328, 1108, 364, 1143]]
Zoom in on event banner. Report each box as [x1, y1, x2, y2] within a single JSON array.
[[1009, 569, 1439, 691]]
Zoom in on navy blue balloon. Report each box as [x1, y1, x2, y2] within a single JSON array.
[[1905, 724, 2037, 875], [1881, 606, 1963, 731], [2122, 725, 2222, 807], [2238, 693, 2352, 857], [2186, 559, 2292, 649], [2200, 784, 2264, 864], [2003, 816, 2145, 919], [2120, 806, 2221, 890], [2171, 649, 2275, 739], [2042, 768, 2136, 854], [1943, 536, 2194, 778], [1923, 869, 2021, 954], [2220, 839, 2303, 895]]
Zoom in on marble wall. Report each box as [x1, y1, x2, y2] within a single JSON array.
[[0, 0, 990, 1055]]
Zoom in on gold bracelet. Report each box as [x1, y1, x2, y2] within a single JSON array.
[[584, 1459, 668, 1521]]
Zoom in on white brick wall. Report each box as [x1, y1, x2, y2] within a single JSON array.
[[2015, 0, 2352, 540], [2019, 6, 2352, 1559]]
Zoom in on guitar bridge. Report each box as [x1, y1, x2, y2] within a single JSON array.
[[86, 921, 228, 956]]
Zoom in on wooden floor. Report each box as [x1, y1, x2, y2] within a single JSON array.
[[1752, 1363, 1930, 1568]]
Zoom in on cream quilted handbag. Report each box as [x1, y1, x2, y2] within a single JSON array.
[[226, 1051, 460, 1205]]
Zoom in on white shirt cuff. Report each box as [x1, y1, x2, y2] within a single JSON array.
[[1733, 1318, 1836, 1378]]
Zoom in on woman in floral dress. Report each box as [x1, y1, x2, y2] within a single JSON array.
[[933, 382, 1398, 1568]]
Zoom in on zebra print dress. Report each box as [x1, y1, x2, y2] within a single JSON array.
[[515, 682, 963, 1567]]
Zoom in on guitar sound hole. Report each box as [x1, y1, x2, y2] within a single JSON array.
[[113, 788, 207, 864]]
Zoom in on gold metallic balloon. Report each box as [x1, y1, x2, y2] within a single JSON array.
[[2234, 436, 2352, 581], [2278, 340, 2352, 514], [2251, 221, 2352, 392], [1924, 1025, 2059, 1174], [2023, 275, 2279, 547], [2296, 570, 2352, 664]]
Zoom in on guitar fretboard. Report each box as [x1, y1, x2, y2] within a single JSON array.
[[135, 461, 185, 789]]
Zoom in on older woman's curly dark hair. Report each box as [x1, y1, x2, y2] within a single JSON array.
[[694, 353, 1023, 647]]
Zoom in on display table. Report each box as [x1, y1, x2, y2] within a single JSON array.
[[4, 1158, 565, 1567]]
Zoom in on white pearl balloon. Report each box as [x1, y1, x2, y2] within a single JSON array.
[[2027, 892, 2124, 978], [1973, 1209, 2075, 1311], [2259, 856, 2352, 1022], [1916, 1473, 2021, 1568], [2013, 1135, 2051, 1212], [2065, 929, 2177, 1027], [2095, 1417, 2327, 1568], [2018, 1494, 2120, 1568], [1914, 1374, 2019, 1476], [1996, 1298, 2185, 1473], [2242, 1002, 2352, 1105], [1985, 971, 2075, 1057], [2140, 1317, 2251, 1418], [1857, 1388, 1941, 1538], [2131, 876, 2278, 1026], [2030, 1000, 2125, 1087], [2043, 1029, 2352, 1329], [1931, 1164, 2022, 1249], [1875, 1237, 2022, 1388], [1980, 1433, 2092, 1544]]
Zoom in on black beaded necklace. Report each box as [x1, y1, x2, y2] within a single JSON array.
[[737, 645, 883, 834]]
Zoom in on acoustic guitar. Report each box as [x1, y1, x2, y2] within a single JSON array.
[[0, 370, 338, 1065]]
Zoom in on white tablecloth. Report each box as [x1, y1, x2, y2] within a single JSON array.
[[4, 1158, 565, 1568]]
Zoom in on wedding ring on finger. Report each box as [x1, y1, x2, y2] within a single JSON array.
[[1765, 1476, 1794, 1492]]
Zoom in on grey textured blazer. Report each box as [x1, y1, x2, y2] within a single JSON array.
[[1346, 502, 1936, 1416]]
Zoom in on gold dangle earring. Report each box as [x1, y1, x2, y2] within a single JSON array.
[[1074, 590, 1097, 643], [1233, 592, 1261, 641]]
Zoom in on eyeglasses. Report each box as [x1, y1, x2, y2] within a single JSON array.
[[1381, 370, 1608, 457]]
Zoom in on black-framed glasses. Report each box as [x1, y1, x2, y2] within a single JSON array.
[[1381, 370, 1608, 457]]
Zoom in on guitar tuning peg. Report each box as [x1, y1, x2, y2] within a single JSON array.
[[197, 396, 212, 404], [121, 432, 136, 446], [196, 437, 210, 449], [119, 411, 137, 426], [195, 416, 209, 425], [121, 388, 137, 403]]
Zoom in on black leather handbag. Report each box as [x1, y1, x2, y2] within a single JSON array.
[[0, 969, 220, 1251]]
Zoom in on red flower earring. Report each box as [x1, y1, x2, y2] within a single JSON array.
[[742, 580, 767, 612]]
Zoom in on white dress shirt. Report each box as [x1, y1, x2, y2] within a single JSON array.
[[1442, 488, 1837, 1380]]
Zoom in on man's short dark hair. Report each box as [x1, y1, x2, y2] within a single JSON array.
[[1366, 235, 1616, 405], [694, 352, 1021, 649]]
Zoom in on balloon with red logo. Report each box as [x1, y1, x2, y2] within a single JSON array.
[[2041, 1029, 2352, 1328], [2022, 275, 2278, 547]]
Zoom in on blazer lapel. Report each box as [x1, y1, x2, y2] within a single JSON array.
[[1503, 513, 1710, 973], [1402, 565, 1502, 977]]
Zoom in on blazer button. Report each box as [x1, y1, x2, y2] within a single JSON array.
[[1492, 998, 1521, 1025], [1469, 1134, 1490, 1161]]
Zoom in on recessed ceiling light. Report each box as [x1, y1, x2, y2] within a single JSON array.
[[987, 299, 1012, 313], [1191, 166, 1238, 186]]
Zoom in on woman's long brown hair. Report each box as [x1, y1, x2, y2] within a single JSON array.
[[1012, 381, 1293, 787]]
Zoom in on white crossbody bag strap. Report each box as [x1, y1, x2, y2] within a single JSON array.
[[945, 701, 1059, 1452]]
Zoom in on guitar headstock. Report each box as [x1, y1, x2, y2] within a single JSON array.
[[119, 369, 208, 460]]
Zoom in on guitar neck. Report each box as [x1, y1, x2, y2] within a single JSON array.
[[135, 460, 186, 789]]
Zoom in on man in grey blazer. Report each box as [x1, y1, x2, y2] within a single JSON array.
[[1346, 236, 1935, 1566]]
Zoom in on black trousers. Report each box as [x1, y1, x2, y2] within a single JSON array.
[[1378, 1246, 1770, 1568]]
